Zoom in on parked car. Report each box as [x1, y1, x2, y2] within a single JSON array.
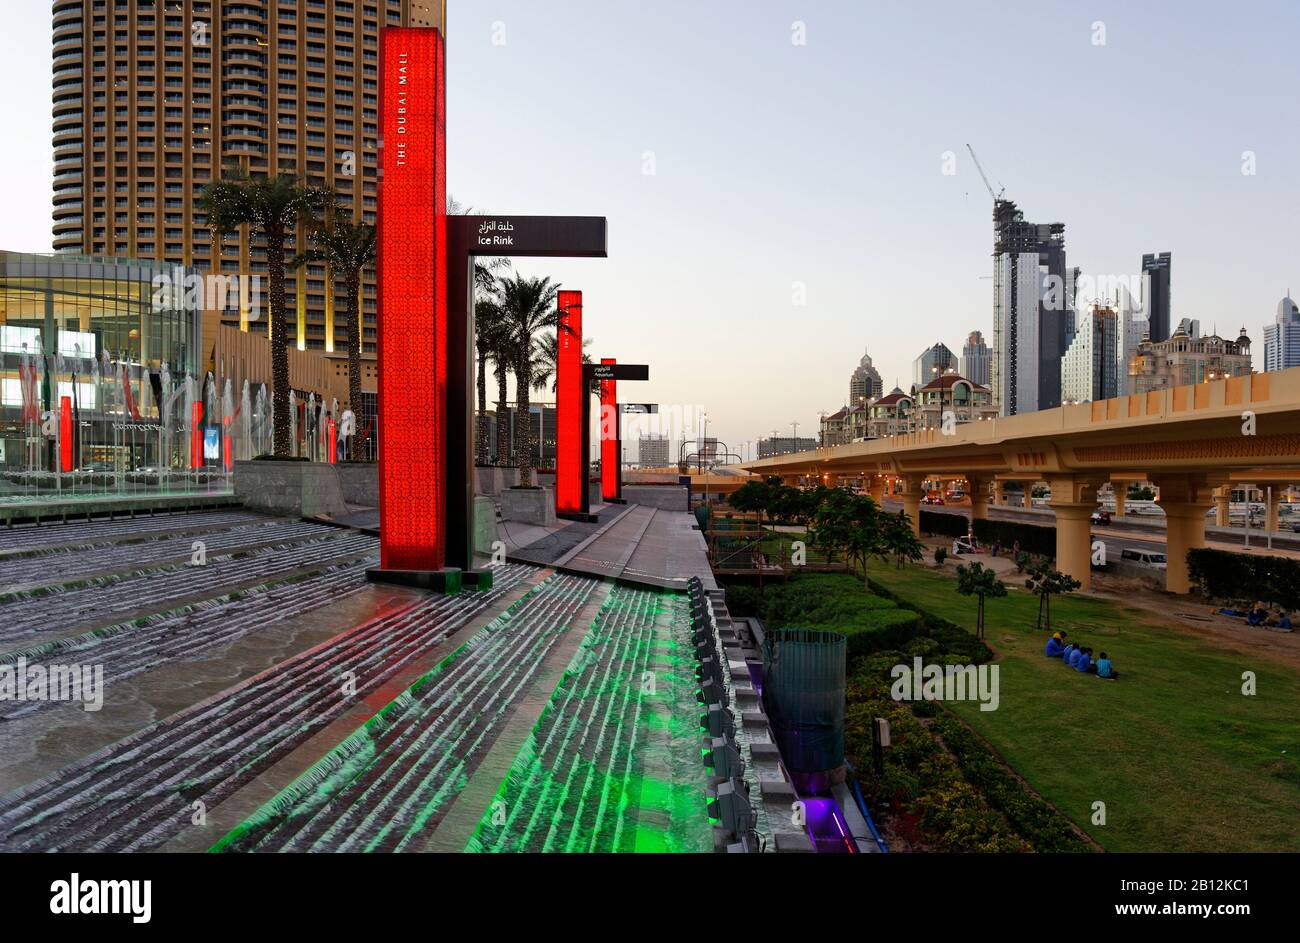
[[922, 494, 945, 505], [1121, 548, 1167, 569], [1090, 510, 1111, 525]]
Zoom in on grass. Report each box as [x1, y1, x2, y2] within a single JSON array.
[[867, 563, 1300, 852]]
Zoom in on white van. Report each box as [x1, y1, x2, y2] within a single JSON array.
[[1121, 548, 1167, 569]]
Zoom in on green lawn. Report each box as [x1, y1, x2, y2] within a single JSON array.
[[868, 564, 1300, 852]]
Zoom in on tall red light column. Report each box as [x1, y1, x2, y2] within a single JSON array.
[[554, 291, 585, 515], [375, 26, 448, 573], [600, 358, 620, 501]]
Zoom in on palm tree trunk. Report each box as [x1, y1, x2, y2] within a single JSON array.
[[267, 223, 291, 458], [475, 349, 489, 467], [494, 365, 509, 467], [345, 272, 362, 461], [514, 351, 534, 487]]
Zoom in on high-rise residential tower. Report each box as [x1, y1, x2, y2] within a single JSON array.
[[1060, 303, 1118, 404], [1142, 252, 1172, 344], [1113, 282, 1147, 397], [990, 199, 1072, 416], [849, 348, 883, 406], [911, 341, 956, 388], [51, 0, 414, 356], [959, 330, 991, 387], [1263, 295, 1300, 372]]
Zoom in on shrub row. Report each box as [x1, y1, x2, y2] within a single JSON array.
[[1187, 547, 1300, 610], [843, 663, 1029, 852], [929, 714, 1091, 852], [972, 518, 1056, 558]]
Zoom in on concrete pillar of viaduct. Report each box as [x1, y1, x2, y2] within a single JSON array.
[[967, 477, 990, 521], [1214, 486, 1231, 527], [868, 475, 886, 507], [898, 474, 925, 537], [1112, 486, 1127, 518], [1046, 475, 1105, 592], [1153, 474, 1217, 595], [1264, 486, 1282, 533], [991, 481, 1005, 507]]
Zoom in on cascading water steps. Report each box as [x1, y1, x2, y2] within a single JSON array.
[[0, 527, 377, 647], [211, 573, 603, 853], [464, 585, 712, 854], [0, 563, 538, 852], [0, 509, 265, 556]]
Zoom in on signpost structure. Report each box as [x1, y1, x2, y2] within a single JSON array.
[[369, 21, 608, 592]]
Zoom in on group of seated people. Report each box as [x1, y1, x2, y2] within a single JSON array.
[[1044, 630, 1118, 679], [1246, 604, 1292, 629], [1215, 604, 1294, 629]]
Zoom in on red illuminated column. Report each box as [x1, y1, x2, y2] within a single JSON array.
[[327, 418, 338, 464], [191, 401, 203, 469], [555, 291, 584, 515], [376, 27, 447, 572], [59, 396, 73, 472], [223, 416, 233, 472], [600, 358, 619, 501]]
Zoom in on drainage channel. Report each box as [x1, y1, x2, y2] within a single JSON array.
[[465, 585, 713, 853], [0, 559, 376, 721], [1, 519, 332, 587], [0, 530, 377, 646], [0, 510, 264, 554], [211, 573, 601, 853], [0, 563, 538, 853]]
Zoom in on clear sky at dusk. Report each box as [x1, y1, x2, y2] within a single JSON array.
[[2, 0, 1297, 456]]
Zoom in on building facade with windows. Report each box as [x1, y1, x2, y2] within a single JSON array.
[[1128, 325, 1252, 394], [1061, 303, 1119, 404], [1263, 295, 1300, 372], [914, 374, 997, 431], [1, 250, 203, 474], [959, 330, 991, 388], [51, 0, 412, 357]]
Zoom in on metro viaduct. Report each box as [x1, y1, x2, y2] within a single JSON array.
[[740, 367, 1300, 594]]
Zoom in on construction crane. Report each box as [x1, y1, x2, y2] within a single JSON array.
[[966, 144, 1005, 202]]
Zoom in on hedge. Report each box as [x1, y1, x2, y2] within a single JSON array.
[[1187, 547, 1300, 610], [930, 714, 1091, 852], [972, 518, 1056, 559], [919, 509, 970, 538], [815, 609, 925, 659]]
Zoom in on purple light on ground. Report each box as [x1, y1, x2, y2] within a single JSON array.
[[746, 662, 763, 697], [802, 796, 857, 854]]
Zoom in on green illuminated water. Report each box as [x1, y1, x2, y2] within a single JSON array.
[[464, 586, 712, 853]]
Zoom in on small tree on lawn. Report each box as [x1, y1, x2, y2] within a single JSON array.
[[955, 562, 1007, 640], [884, 511, 925, 569], [729, 478, 773, 520], [812, 490, 886, 590], [1025, 560, 1082, 634]]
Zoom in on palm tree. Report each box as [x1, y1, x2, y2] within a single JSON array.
[[495, 274, 560, 486], [531, 330, 595, 395], [474, 298, 511, 466], [199, 172, 331, 457], [293, 215, 376, 460]]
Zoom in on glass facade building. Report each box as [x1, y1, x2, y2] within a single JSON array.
[[1, 250, 204, 490]]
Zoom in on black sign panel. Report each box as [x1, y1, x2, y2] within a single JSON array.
[[621, 403, 658, 414], [451, 216, 607, 258], [586, 364, 649, 381]]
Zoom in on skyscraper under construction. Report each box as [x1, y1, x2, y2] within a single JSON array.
[[990, 199, 1073, 416]]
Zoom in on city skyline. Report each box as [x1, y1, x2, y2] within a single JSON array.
[[2, 0, 1299, 451]]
